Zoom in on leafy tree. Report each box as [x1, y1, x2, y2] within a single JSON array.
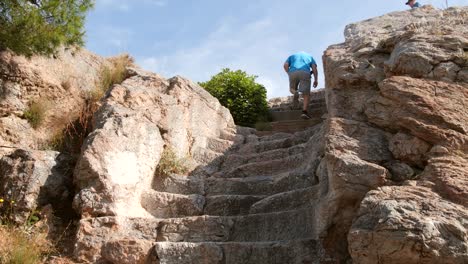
[[0, 0, 94, 57], [199, 68, 269, 127]]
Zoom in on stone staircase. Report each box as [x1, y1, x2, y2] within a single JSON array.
[[143, 124, 324, 264], [259, 90, 327, 135], [138, 92, 328, 263]]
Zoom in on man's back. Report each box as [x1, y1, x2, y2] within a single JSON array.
[[286, 52, 316, 73]]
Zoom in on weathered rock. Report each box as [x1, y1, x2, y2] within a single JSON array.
[[0, 48, 109, 152], [389, 132, 431, 167], [433, 62, 461, 82], [421, 152, 468, 206], [323, 5, 468, 263], [0, 149, 70, 223], [365, 76, 468, 150], [349, 184, 468, 264], [73, 68, 236, 261], [384, 160, 415, 182]]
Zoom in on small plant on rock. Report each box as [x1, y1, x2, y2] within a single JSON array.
[[155, 147, 190, 177], [23, 100, 49, 129]]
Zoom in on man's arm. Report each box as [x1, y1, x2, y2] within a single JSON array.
[[283, 62, 289, 73], [311, 64, 318, 88]]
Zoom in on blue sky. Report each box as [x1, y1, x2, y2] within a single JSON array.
[[85, 0, 467, 98]]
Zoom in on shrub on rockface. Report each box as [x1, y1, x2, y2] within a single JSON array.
[[199, 68, 269, 127], [0, 0, 94, 57]]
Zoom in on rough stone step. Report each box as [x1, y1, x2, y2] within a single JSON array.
[[156, 207, 315, 242], [220, 142, 306, 171], [141, 190, 205, 218], [237, 136, 298, 154], [205, 168, 317, 196], [204, 195, 266, 216], [249, 186, 320, 214], [270, 109, 326, 122], [271, 119, 322, 129], [213, 153, 305, 178], [152, 174, 205, 195], [152, 239, 320, 264], [206, 137, 235, 154]]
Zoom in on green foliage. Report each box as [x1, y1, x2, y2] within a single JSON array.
[[199, 68, 269, 127], [155, 147, 190, 177], [23, 100, 48, 129], [0, 0, 94, 57]]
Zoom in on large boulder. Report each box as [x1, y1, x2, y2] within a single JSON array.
[[349, 184, 468, 264]]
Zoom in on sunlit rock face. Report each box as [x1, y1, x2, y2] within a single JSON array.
[[323, 5, 468, 263]]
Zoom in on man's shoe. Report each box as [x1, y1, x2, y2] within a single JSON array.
[[301, 110, 311, 119]]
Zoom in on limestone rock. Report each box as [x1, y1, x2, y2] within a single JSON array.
[[389, 132, 431, 167], [365, 76, 468, 150], [323, 5, 468, 262], [349, 185, 468, 264], [0, 149, 70, 223], [73, 68, 236, 261], [0, 48, 109, 153]]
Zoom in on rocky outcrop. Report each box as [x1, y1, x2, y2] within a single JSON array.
[[0, 149, 72, 223], [0, 47, 109, 155], [323, 5, 468, 263], [73, 68, 237, 262]]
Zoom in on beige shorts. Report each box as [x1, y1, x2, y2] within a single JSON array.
[[288, 70, 311, 95]]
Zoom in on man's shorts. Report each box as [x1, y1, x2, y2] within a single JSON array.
[[288, 70, 311, 95]]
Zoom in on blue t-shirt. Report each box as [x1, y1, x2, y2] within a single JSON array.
[[285, 52, 316, 73], [412, 2, 421, 8]]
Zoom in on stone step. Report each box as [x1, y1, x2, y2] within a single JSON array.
[[152, 174, 205, 195], [270, 109, 326, 122], [250, 186, 320, 214], [205, 170, 316, 196], [206, 137, 235, 153], [220, 142, 306, 171], [269, 119, 323, 134], [204, 195, 266, 216], [141, 190, 205, 218], [156, 208, 315, 242], [213, 153, 305, 178], [152, 239, 320, 264], [237, 128, 315, 155]]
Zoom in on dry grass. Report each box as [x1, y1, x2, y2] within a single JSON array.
[[23, 100, 49, 129], [155, 147, 190, 177], [90, 53, 134, 101], [0, 225, 52, 264], [42, 53, 134, 154]]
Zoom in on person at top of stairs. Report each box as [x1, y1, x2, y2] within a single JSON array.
[[283, 51, 319, 120], [405, 0, 421, 9]]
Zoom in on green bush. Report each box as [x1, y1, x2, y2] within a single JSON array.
[[199, 68, 269, 127], [0, 0, 94, 57]]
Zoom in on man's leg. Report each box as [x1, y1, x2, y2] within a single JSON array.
[[289, 72, 300, 109], [297, 71, 312, 119], [302, 94, 310, 112]]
